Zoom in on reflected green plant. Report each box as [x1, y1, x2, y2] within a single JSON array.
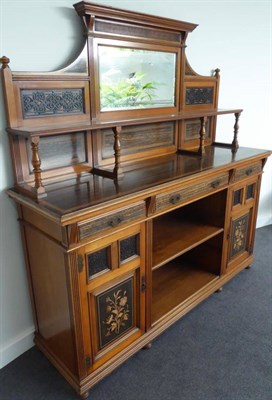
[[100, 72, 158, 110]]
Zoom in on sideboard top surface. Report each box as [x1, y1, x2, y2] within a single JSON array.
[[8, 145, 270, 221]]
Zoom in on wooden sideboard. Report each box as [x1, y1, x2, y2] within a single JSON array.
[[1, 2, 270, 398]]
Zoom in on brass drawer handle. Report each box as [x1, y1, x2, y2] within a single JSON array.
[[211, 180, 220, 188], [246, 168, 253, 176], [108, 216, 123, 228], [169, 194, 181, 204]]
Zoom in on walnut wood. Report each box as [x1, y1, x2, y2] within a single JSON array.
[[152, 260, 219, 324], [30, 136, 46, 198], [113, 126, 123, 178], [232, 112, 241, 152], [153, 215, 224, 269], [198, 116, 207, 155], [1, 2, 271, 399], [6, 108, 244, 138]]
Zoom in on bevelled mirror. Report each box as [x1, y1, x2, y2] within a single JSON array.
[[98, 45, 176, 112]]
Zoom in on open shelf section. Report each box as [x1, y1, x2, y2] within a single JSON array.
[[153, 215, 223, 269], [151, 234, 223, 324], [152, 190, 227, 269], [152, 261, 218, 324]]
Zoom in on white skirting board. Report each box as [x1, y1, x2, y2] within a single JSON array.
[[0, 326, 35, 369]]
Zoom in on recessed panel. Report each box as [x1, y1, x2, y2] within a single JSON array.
[[87, 246, 111, 279], [27, 132, 86, 171], [185, 87, 214, 105], [233, 189, 243, 207], [184, 118, 211, 141], [246, 184, 255, 200], [96, 277, 134, 349], [229, 213, 249, 259], [120, 234, 139, 263], [101, 122, 175, 159], [21, 89, 84, 118]]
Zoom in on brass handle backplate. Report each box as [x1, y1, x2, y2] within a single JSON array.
[[169, 193, 181, 204], [108, 216, 123, 228], [211, 180, 220, 188]]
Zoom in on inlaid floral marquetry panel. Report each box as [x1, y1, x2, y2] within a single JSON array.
[[96, 277, 134, 349], [229, 213, 249, 259]]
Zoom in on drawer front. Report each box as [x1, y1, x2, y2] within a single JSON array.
[[156, 173, 229, 213], [78, 202, 146, 241], [234, 161, 262, 182]]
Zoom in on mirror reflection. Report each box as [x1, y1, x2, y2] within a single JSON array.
[[98, 46, 176, 111]]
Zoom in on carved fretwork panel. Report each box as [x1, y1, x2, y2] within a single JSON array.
[[21, 89, 84, 118], [185, 87, 214, 105]]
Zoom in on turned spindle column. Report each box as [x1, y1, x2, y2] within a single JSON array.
[[198, 116, 207, 156], [113, 126, 123, 178], [232, 112, 240, 153], [31, 136, 46, 198]]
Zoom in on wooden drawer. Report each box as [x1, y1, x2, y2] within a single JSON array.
[[155, 172, 229, 213], [78, 202, 146, 241], [234, 161, 262, 182]]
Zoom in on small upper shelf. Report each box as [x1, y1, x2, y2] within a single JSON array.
[[6, 108, 243, 138]]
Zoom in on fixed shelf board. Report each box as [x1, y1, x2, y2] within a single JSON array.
[[151, 260, 219, 324], [152, 215, 224, 269]]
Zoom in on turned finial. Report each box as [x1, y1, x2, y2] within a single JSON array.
[[0, 56, 10, 69], [214, 68, 220, 78]]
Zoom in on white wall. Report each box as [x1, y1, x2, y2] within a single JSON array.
[[0, 0, 271, 368]]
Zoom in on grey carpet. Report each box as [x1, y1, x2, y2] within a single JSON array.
[[1, 225, 271, 400]]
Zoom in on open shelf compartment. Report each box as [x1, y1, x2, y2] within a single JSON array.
[[152, 190, 227, 269], [152, 234, 223, 324]]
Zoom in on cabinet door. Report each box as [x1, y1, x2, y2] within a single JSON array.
[[77, 223, 146, 371], [226, 178, 259, 271]]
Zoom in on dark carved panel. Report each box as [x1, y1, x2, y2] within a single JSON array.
[[87, 247, 110, 279], [95, 20, 181, 43], [233, 189, 243, 206], [101, 122, 175, 159], [21, 89, 84, 118], [27, 132, 86, 171], [185, 87, 214, 105], [96, 277, 134, 349], [120, 235, 139, 263], [185, 118, 211, 141], [246, 184, 255, 200], [229, 213, 249, 259]]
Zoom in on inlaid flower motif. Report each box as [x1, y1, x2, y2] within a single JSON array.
[[103, 290, 130, 336], [233, 220, 245, 250]]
